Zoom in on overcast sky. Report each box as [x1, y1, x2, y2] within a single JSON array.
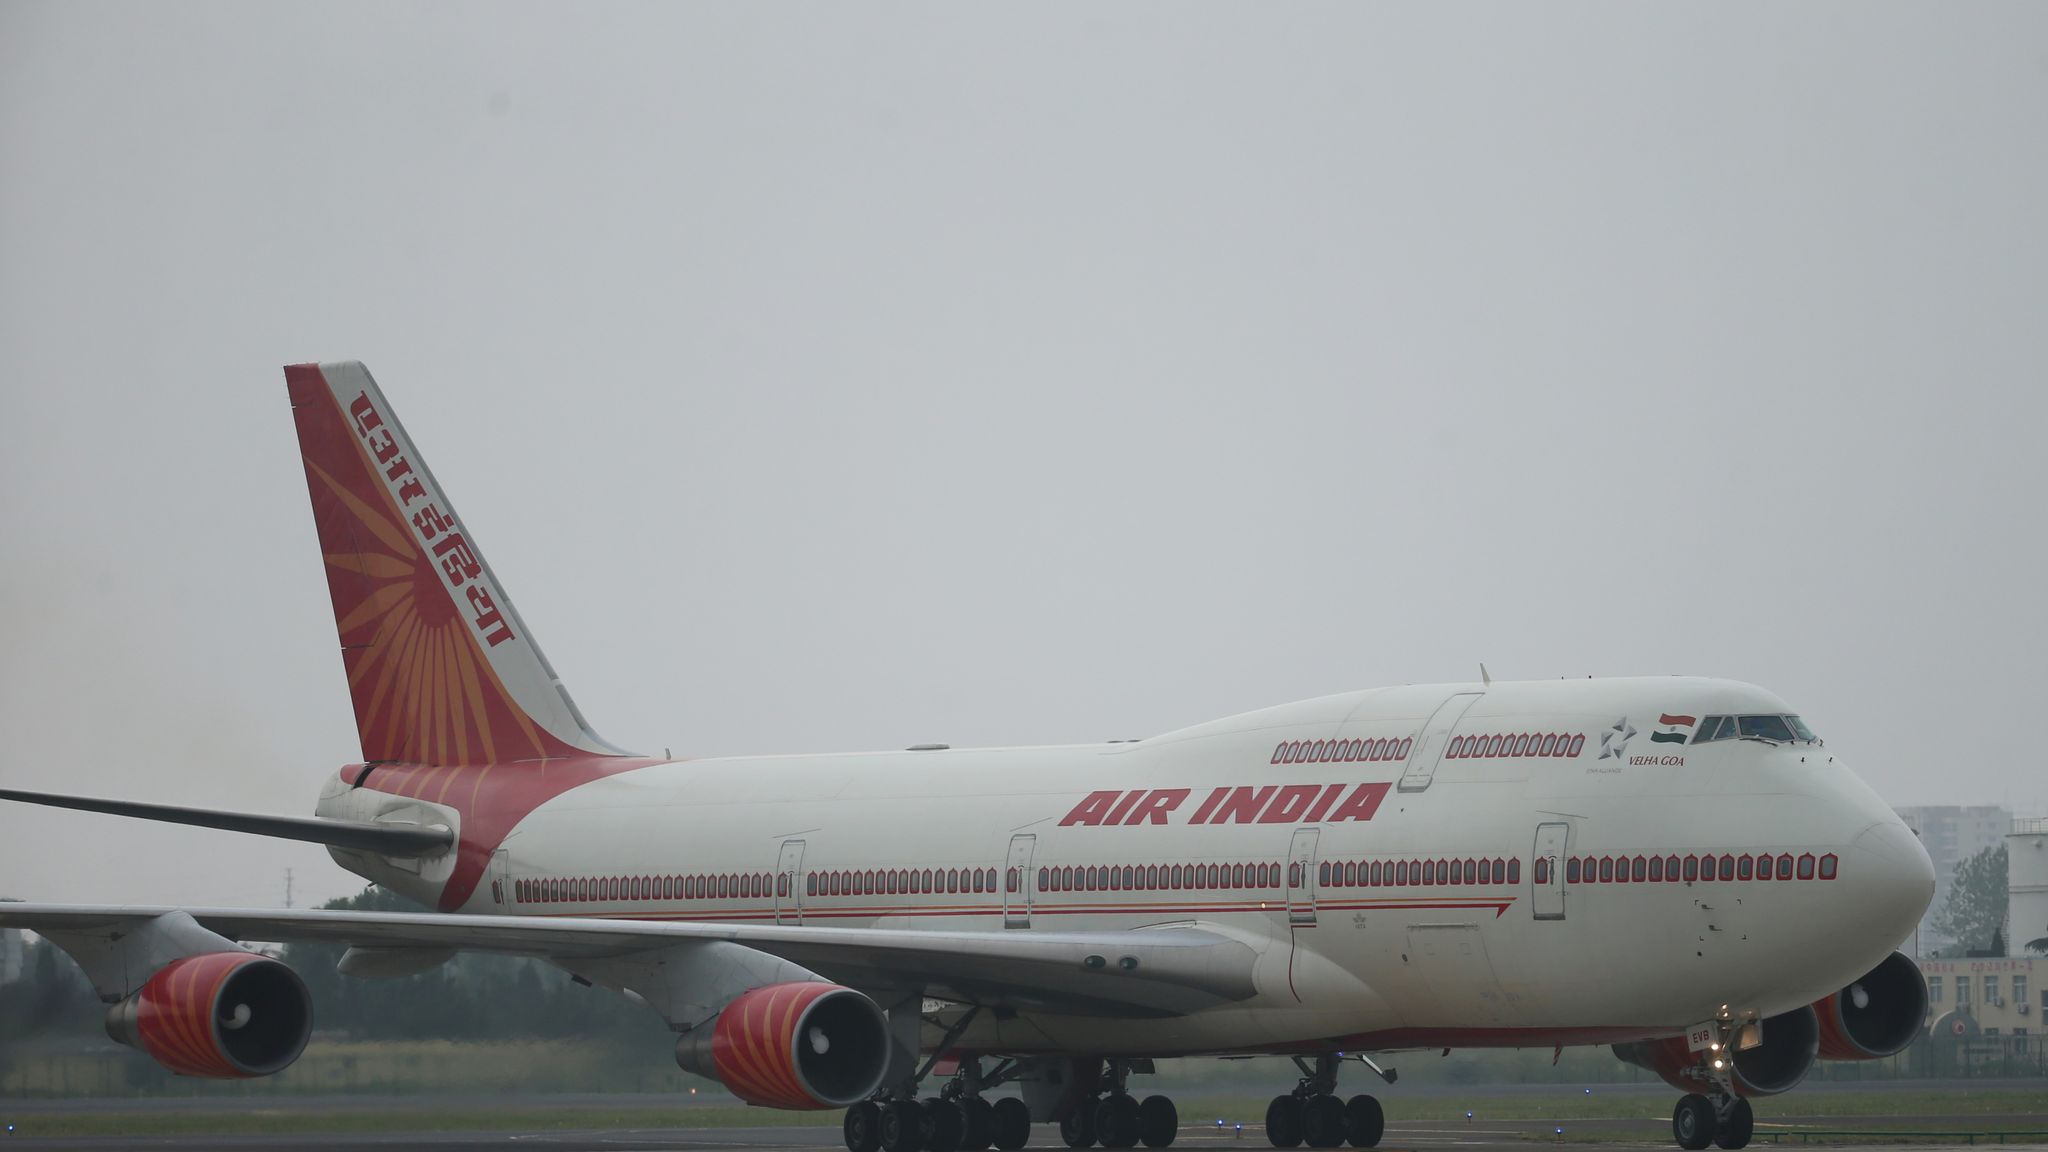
[[3, 3, 2045, 908]]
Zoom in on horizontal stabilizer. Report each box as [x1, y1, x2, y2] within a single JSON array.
[[0, 789, 452, 856]]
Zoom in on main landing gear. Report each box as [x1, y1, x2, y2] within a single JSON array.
[[1264, 1054, 1384, 1149], [848, 1094, 1031, 1152], [1056, 1060, 1178, 1150], [1670, 1092, 1752, 1151], [845, 1057, 1050, 1152]]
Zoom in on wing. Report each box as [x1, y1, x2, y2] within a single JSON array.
[[0, 903, 1261, 1018]]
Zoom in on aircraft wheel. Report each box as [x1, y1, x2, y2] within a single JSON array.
[[991, 1098, 1033, 1151], [1265, 1095, 1305, 1149], [846, 1102, 883, 1152], [1712, 1098, 1753, 1150], [1095, 1095, 1141, 1149], [1060, 1100, 1098, 1149], [1672, 1094, 1717, 1151], [881, 1100, 925, 1152], [1343, 1096, 1383, 1149], [925, 1098, 967, 1152], [1138, 1095, 1179, 1148], [960, 1098, 995, 1151], [1302, 1095, 1347, 1149]]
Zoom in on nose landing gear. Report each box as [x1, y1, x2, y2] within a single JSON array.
[[1263, 1054, 1387, 1149]]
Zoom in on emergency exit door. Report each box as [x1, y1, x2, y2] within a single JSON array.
[[1285, 828, 1320, 927], [1532, 822, 1568, 921], [1004, 834, 1036, 929], [775, 839, 807, 925]]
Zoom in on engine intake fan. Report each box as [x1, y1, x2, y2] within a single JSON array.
[[1814, 951, 1927, 1060], [675, 982, 889, 1109], [106, 952, 312, 1078]]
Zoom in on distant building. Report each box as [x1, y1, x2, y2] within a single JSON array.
[[1917, 954, 2037, 1045], [1896, 804, 2011, 956], [1907, 817, 2048, 1051], [2011, 817, 2048, 961]]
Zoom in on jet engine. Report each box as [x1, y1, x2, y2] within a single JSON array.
[[1612, 1005, 1819, 1097], [105, 952, 313, 1078], [674, 982, 889, 1109], [1813, 951, 1927, 1060]]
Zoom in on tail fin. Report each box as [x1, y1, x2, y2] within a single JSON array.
[[285, 361, 631, 765]]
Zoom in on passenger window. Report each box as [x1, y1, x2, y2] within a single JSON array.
[[1738, 715, 1796, 742]]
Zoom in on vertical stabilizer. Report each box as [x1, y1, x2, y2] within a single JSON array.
[[285, 361, 630, 765]]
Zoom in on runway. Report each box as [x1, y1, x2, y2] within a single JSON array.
[[5, 1116, 2043, 1152]]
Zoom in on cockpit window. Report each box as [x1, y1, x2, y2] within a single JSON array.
[[1738, 715, 1797, 742], [1692, 714, 1822, 745]]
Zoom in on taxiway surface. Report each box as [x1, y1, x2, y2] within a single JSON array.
[[5, 1118, 2044, 1152]]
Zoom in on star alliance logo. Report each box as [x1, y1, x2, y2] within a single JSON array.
[[1598, 716, 1637, 760]]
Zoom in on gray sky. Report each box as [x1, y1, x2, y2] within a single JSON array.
[[4, 3, 2045, 909]]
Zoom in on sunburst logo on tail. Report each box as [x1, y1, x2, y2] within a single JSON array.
[[294, 377, 567, 767]]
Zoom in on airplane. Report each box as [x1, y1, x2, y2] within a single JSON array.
[[0, 362, 1936, 1152]]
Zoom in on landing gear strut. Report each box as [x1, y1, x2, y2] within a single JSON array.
[[1265, 1054, 1384, 1149], [1671, 1092, 1752, 1151], [853, 1053, 1170, 1152], [1064, 1059, 1178, 1149]]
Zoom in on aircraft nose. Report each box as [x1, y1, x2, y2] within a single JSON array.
[[1847, 818, 1937, 949]]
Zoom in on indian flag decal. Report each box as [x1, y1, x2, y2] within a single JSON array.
[[1650, 713, 1696, 744]]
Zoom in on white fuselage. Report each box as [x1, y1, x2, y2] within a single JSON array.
[[318, 676, 1933, 1057]]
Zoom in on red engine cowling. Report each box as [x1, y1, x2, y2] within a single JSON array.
[[1612, 1005, 1819, 1097], [1813, 951, 1927, 1060], [105, 952, 313, 1079], [674, 982, 889, 1109]]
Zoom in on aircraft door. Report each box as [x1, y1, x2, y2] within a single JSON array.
[[1398, 691, 1484, 792], [1286, 827, 1320, 927], [489, 848, 510, 907], [1004, 834, 1036, 929], [775, 839, 807, 925], [1532, 822, 1568, 921]]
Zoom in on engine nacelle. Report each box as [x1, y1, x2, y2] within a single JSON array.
[[1813, 951, 1927, 1060], [1612, 1005, 1819, 1097], [674, 982, 889, 1109], [105, 952, 312, 1079]]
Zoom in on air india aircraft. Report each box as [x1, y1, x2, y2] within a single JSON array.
[[0, 363, 1936, 1152]]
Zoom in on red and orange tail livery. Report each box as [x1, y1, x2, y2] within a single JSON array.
[[287, 362, 629, 766]]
